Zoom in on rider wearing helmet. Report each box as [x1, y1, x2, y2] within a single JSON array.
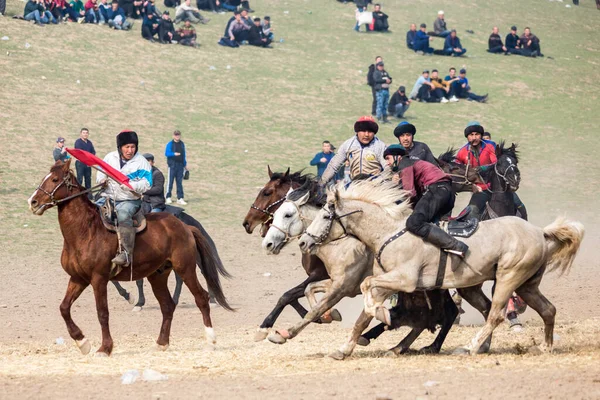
[[393, 122, 438, 166], [455, 121, 496, 219], [96, 130, 152, 269], [389, 144, 469, 257], [320, 116, 388, 184]]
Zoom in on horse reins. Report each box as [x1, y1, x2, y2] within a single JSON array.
[[268, 201, 311, 244], [35, 172, 104, 210], [304, 205, 363, 245]]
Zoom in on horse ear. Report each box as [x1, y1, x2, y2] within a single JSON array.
[[267, 165, 273, 178], [63, 158, 72, 172], [284, 167, 290, 178], [297, 191, 310, 206], [510, 143, 517, 151]]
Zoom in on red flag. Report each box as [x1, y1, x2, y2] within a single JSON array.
[[65, 148, 133, 189]]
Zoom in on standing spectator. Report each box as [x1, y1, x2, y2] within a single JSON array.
[[487, 26, 507, 54], [248, 17, 271, 47], [175, 20, 198, 46], [370, 3, 389, 32], [520, 27, 543, 57], [443, 30, 466, 56], [433, 10, 450, 37], [53, 137, 69, 162], [165, 130, 188, 205], [74, 128, 96, 190], [373, 61, 392, 124], [388, 86, 410, 119], [310, 141, 336, 178], [159, 10, 176, 43], [0, 0, 5, 16], [414, 23, 434, 55], [406, 23, 417, 50], [141, 153, 166, 213], [366, 56, 383, 117]]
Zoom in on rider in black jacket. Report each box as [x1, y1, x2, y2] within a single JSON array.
[[142, 153, 166, 213]]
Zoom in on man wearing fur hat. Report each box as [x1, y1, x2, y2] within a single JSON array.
[[96, 130, 152, 269], [320, 116, 387, 184], [393, 122, 438, 166]]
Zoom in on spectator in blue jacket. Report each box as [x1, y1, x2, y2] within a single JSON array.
[[443, 30, 466, 56], [98, 0, 111, 23], [406, 23, 416, 49], [164, 130, 188, 205], [107, 0, 132, 29], [414, 23, 434, 55], [310, 141, 335, 178]]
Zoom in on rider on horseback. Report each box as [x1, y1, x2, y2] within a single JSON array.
[[455, 121, 496, 219], [387, 144, 469, 258], [97, 130, 152, 269]]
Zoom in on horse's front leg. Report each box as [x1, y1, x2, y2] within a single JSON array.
[[304, 279, 341, 323], [91, 275, 113, 356], [361, 269, 418, 325], [329, 310, 373, 360], [60, 277, 91, 354]]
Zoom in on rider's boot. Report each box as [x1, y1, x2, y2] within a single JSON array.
[[111, 226, 136, 277], [425, 225, 469, 258]]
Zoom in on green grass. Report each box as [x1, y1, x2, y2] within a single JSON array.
[[1, 0, 599, 236]]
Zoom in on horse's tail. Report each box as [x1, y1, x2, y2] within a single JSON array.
[[189, 227, 234, 311], [542, 217, 585, 276]]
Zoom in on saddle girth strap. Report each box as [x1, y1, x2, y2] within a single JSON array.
[[376, 228, 407, 268], [434, 250, 448, 289]]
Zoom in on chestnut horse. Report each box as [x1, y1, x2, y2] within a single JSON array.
[[242, 167, 336, 341], [28, 160, 232, 356]]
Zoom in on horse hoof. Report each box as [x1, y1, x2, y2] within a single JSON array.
[[205, 327, 217, 345], [267, 332, 287, 345], [375, 307, 391, 326], [357, 337, 370, 347], [330, 309, 342, 322], [477, 342, 491, 354], [452, 347, 470, 356], [156, 343, 169, 351], [76, 338, 91, 355], [383, 350, 397, 358], [127, 294, 136, 305], [328, 350, 346, 360], [132, 306, 143, 312], [254, 328, 269, 342]]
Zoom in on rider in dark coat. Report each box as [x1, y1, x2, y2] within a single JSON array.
[[142, 153, 166, 213]]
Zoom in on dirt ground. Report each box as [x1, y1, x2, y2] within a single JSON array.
[[1, 223, 599, 399]]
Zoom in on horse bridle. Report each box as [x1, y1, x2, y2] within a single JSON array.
[[268, 201, 311, 244], [250, 196, 286, 223], [490, 158, 518, 192], [35, 171, 103, 210], [304, 203, 363, 246]]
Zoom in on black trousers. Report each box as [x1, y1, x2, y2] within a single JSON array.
[[468, 191, 492, 212], [406, 182, 455, 238], [197, 0, 218, 11], [76, 161, 92, 189], [488, 45, 505, 54], [142, 24, 158, 39], [371, 86, 377, 115]]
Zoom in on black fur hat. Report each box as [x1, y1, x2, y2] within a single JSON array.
[[116, 130, 138, 153], [394, 122, 416, 138]]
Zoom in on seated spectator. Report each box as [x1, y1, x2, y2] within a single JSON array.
[[430, 69, 450, 103], [414, 23, 434, 55], [353, 0, 368, 32], [175, 0, 209, 24], [164, 0, 180, 7], [221, 0, 252, 12], [505, 26, 524, 56], [370, 3, 389, 32], [248, 17, 271, 47], [433, 10, 450, 37], [175, 19, 198, 46], [70, 0, 86, 22], [262, 15, 273, 40], [159, 10, 175, 42], [487, 26, 507, 54], [49, 0, 73, 22], [142, 11, 159, 40], [520, 27, 543, 57], [197, 0, 222, 13], [227, 10, 250, 43], [406, 23, 416, 50], [107, 0, 133, 29], [443, 67, 460, 102], [97, 0, 110, 23], [118, 0, 133, 16], [443, 29, 466, 56], [132, 0, 143, 18], [455, 68, 487, 103], [24, 0, 56, 25], [388, 86, 411, 119], [409, 70, 435, 102], [53, 137, 69, 162], [84, 0, 99, 23]]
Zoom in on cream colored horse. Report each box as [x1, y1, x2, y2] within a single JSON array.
[[299, 179, 584, 357]]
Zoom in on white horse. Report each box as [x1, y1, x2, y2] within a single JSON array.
[[262, 183, 493, 356], [299, 179, 584, 357]]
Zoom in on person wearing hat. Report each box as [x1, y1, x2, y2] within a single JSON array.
[[433, 10, 450, 37], [159, 10, 176, 43], [505, 26, 524, 55], [487, 26, 508, 54], [96, 130, 152, 270], [53, 137, 69, 162], [142, 153, 166, 213], [455, 69, 487, 103], [443, 29, 466, 57], [414, 23, 434, 54], [393, 122, 438, 166], [373, 61, 392, 123], [389, 144, 469, 257], [164, 130, 188, 205], [387, 85, 410, 119], [320, 116, 388, 184]]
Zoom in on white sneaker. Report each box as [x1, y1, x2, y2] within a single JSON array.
[[450, 96, 459, 102], [166, 197, 172, 204], [177, 198, 187, 205], [441, 97, 449, 103]]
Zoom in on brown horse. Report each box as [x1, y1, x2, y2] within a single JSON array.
[[28, 160, 232, 356], [437, 147, 484, 193], [242, 167, 335, 341]]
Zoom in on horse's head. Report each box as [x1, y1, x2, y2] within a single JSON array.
[[28, 159, 79, 215], [438, 148, 484, 192], [299, 187, 345, 254], [242, 166, 311, 237], [495, 142, 520, 192], [262, 189, 310, 255]]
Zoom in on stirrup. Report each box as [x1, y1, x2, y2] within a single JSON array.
[[109, 263, 123, 279], [444, 248, 466, 257]]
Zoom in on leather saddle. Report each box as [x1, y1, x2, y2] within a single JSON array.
[[98, 198, 147, 233], [439, 205, 479, 238]]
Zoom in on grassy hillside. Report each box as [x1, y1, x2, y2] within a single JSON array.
[[1, 0, 599, 240]]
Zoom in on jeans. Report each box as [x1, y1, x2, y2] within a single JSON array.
[[443, 47, 467, 56], [167, 162, 185, 199], [394, 103, 409, 118], [175, 9, 200, 23], [24, 10, 42, 23], [376, 89, 389, 119], [115, 199, 142, 227], [151, 207, 164, 213], [86, 8, 98, 23], [437, 30, 451, 38], [220, 2, 237, 11], [75, 161, 92, 189]]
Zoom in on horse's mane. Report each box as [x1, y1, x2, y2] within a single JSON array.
[[497, 141, 519, 162], [332, 177, 413, 220], [438, 147, 457, 164], [270, 169, 314, 186], [287, 178, 326, 207]]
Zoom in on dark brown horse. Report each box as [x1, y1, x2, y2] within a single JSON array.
[[242, 167, 336, 341], [28, 160, 232, 356], [437, 148, 485, 193]]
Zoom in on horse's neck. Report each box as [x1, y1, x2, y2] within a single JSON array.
[[57, 194, 105, 245], [344, 201, 403, 251], [487, 169, 515, 217]]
